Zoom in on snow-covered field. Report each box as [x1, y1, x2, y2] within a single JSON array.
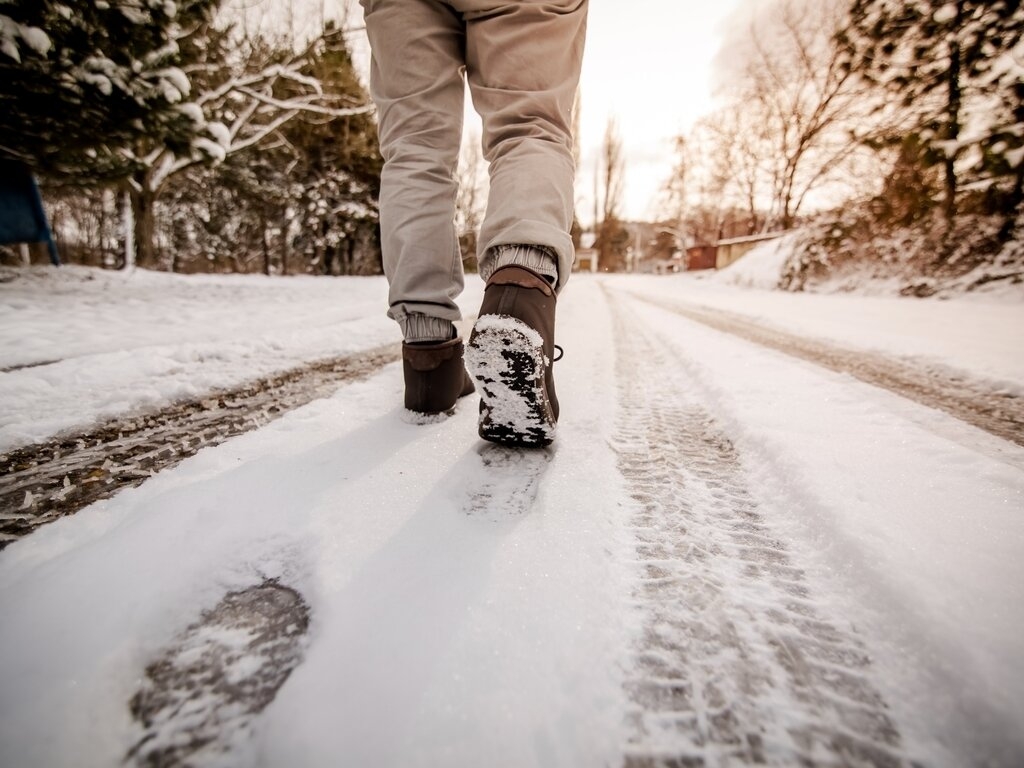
[[1, 263, 1022, 766], [0, 267, 420, 452]]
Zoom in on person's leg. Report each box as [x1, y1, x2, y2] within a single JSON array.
[[456, 0, 588, 446], [460, 0, 588, 291], [361, 0, 476, 415], [360, 0, 467, 342]]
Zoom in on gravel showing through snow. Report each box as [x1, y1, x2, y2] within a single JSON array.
[[0, 344, 399, 547]]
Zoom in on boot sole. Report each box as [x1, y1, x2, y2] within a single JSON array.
[[465, 315, 555, 448]]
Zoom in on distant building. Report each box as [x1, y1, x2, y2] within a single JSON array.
[[685, 245, 717, 271], [576, 222, 785, 274], [648, 255, 684, 274], [574, 247, 599, 273], [618, 220, 681, 274]]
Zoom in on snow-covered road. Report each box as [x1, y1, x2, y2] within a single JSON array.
[[1, 268, 1022, 767]]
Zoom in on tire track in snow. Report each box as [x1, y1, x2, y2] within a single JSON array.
[[607, 288, 917, 767], [624, 290, 1024, 449], [0, 343, 399, 548]]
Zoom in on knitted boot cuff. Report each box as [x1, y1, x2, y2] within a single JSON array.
[[483, 244, 559, 285], [401, 314, 456, 344]]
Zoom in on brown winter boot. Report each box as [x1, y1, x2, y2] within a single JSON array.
[[402, 337, 475, 415], [464, 266, 560, 447]]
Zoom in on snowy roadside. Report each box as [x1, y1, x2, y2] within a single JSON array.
[[1, 344, 401, 545]]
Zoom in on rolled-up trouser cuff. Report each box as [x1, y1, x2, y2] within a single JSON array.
[[476, 148, 577, 295], [397, 312, 456, 343], [482, 244, 559, 285]]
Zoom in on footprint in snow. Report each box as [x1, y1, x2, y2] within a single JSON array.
[[125, 581, 310, 767], [463, 442, 554, 519]]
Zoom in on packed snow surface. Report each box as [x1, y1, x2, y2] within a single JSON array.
[[1, 265, 1022, 766]]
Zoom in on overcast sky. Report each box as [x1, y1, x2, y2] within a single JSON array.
[[246, 0, 756, 224], [575, 1, 750, 222]]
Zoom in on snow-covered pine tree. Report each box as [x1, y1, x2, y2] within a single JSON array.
[[282, 26, 383, 276], [160, 24, 382, 276], [4, 2, 376, 271], [123, 17, 375, 271], [839, 0, 1024, 224], [0, 0, 220, 181]]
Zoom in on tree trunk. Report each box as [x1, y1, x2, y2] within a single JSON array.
[[943, 10, 962, 225], [746, 188, 758, 235], [121, 188, 135, 271], [99, 188, 112, 266], [129, 185, 157, 269], [997, 166, 1023, 242], [263, 225, 272, 276], [344, 237, 355, 275]]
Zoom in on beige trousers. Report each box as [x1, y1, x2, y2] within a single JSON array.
[[359, 0, 588, 335]]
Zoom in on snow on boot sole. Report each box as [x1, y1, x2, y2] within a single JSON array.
[[466, 315, 556, 448]]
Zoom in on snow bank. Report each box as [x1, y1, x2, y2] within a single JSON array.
[[712, 233, 798, 290]]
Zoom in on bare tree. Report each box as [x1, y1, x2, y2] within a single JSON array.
[[761, 0, 864, 226], [701, 104, 768, 235], [592, 115, 629, 271], [599, 115, 625, 225], [455, 131, 488, 270], [660, 0, 874, 243], [668, 120, 732, 242], [725, 0, 875, 229], [659, 135, 690, 245]]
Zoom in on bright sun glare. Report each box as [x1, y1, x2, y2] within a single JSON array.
[[575, 1, 746, 223]]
